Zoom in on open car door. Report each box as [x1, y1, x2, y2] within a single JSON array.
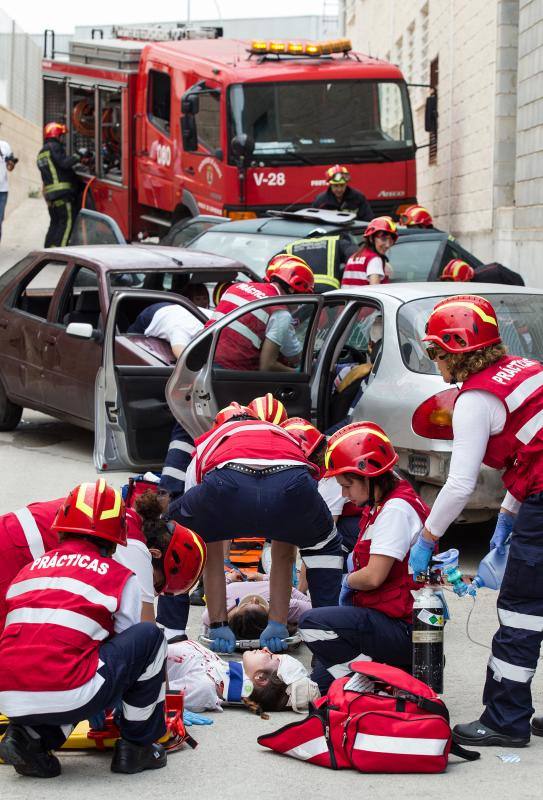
[[166, 294, 350, 438], [69, 209, 126, 246], [94, 289, 207, 472]]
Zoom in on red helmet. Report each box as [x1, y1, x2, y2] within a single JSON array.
[[324, 422, 398, 479], [423, 294, 501, 354], [280, 417, 325, 458], [326, 164, 351, 184], [51, 480, 127, 546], [265, 254, 315, 294], [163, 522, 206, 595], [364, 216, 398, 242], [44, 122, 67, 140], [214, 401, 257, 427], [400, 205, 433, 228], [440, 259, 475, 282], [247, 393, 288, 424]]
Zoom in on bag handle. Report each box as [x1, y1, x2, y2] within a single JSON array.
[[395, 691, 450, 723], [450, 742, 481, 761]]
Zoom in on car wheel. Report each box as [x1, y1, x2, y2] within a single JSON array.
[[0, 383, 23, 431]]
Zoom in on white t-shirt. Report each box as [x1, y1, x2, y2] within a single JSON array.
[[145, 305, 212, 349], [366, 255, 385, 278], [426, 389, 517, 537], [115, 539, 154, 604], [0, 141, 13, 193], [114, 575, 143, 633], [265, 309, 302, 358], [363, 498, 422, 560], [318, 476, 348, 516]]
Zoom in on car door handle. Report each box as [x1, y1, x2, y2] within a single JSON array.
[[277, 388, 296, 401], [184, 166, 195, 175], [44, 335, 57, 345], [0, 318, 8, 329]]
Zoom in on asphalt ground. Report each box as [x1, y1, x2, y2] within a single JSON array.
[[0, 200, 542, 799]]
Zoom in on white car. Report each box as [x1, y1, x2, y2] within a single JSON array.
[[158, 282, 543, 523]]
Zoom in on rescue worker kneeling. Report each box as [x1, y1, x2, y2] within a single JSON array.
[[299, 422, 429, 693], [0, 481, 172, 778]]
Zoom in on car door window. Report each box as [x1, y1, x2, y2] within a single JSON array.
[[169, 220, 220, 247], [56, 266, 102, 329], [12, 261, 67, 319]]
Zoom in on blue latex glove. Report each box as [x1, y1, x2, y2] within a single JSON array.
[[183, 710, 213, 727], [260, 620, 289, 652], [346, 552, 354, 573], [408, 535, 435, 578], [490, 511, 515, 555], [208, 625, 236, 654], [339, 574, 354, 607]]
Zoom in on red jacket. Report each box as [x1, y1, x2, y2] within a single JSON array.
[[0, 539, 132, 701], [352, 481, 429, 621], [341, 246, 389, 288], [209, 282, 284, 370], [457, 355, 543, 500]]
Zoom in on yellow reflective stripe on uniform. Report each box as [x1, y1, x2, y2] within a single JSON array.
[[60, 200, 72, 246], [38, 150, 73, 195], [315, 275, 340, 288]]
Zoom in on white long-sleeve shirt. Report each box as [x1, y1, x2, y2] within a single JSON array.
[[426, 389, 519, 537]]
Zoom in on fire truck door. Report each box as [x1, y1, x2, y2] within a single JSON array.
[[137, 65, 174, 211]]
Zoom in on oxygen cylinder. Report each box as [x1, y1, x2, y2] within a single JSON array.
[[412, 586, 444, 693]]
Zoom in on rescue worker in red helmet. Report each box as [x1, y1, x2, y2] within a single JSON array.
[[400, 204, 434, 229], [37, 122, 82, 248], [409, 295, 543, 748], [248, 393, 288, 425], [313, 164, 374, 222], [209, 254, 314, 372], [341, 216, 398, 288], [298, 422, 429, 693], [0, 481, 172, 777], [440, 259, 475, 282]]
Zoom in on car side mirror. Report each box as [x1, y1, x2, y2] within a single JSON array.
[[231, 134, 255, 166], [66, 322, 94, 340], [425, 93, 438, 134]]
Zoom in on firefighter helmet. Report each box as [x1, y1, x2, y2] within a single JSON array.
[[364, 216, 398, 242], [162, 522, 206, 595], [400, 205, 433, 228], [324, 422, 398, 479], [326, 164, 351, 184], [423, 294, 501, 353], [51, 480, 127, 546], [247, 393, 288, 425], [440, 259, 475, 282], [280, 417, 326, 458], [265, 254, 315, 294], [44, 122, 67, 140], [214, 401, 257, 427], [212, 281, 233, 306]]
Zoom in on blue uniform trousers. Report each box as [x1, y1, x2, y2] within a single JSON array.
[[481, 492, 543, 738], [169, 466, 343, 607], [159, 421, 194, 498], [337, 515, 361, 569], [299, 605, 412, 694], [11, 623, 167, 750]]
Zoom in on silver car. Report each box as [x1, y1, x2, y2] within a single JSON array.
[[160, 282, 543, 524]]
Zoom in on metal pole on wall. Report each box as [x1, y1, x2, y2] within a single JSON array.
[[187, 0, 191, 24], [8, 19, 16, 110]]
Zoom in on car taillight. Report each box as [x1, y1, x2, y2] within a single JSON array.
[[412, 388, 459, 440]]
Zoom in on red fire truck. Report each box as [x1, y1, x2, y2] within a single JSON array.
[[42, 27, 424, 241]]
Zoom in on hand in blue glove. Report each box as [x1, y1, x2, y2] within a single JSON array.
[[208, 624, 236, 654], [408, 534, 435, 578], [183, 710, 213, 727], [260, 620, 289, 652], [346, 552, 355, 573], [490, 511, 515, 555], [339, 574, 354, 607]]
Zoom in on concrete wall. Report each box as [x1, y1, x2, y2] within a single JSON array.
[[0, 105, 42, 217]]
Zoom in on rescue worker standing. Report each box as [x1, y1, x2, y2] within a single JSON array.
[[281, 233, 356, 293], [408, 295, 543, 748], [341, 216, 398, 288], [37, 122, 80, 248], [299, 422, 429, 693], [313, 165, 374, 221], [400, 204, 435, 229], [0, 480, 168, 777]]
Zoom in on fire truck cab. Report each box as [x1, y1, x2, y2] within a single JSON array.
[[43, 29, 420, 242]]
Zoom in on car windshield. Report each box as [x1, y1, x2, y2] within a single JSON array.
[[388, 239, 442, 281], [228, 80, 414, 162], [398, 294, 543, 374], [188, 231, 297, 277]]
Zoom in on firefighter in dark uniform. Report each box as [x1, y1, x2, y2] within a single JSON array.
[[37, 122, 81, 248], [313, 165, 374, 222], [281, 233, 357, 292]]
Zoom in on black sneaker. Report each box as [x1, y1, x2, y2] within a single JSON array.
[[111, 739, 167, 774], [189, 580, 205, 606], [531, 716, 543, 737], [453, 719, 529, 747], [0, 724, 61, 778]]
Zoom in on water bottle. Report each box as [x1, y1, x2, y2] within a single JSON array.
[[471, 542, 510, 592]]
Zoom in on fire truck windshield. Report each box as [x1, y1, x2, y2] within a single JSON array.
[[228, 80, 414, 163]]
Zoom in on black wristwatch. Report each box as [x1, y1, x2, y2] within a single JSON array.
[[209, 621, 229, 629]]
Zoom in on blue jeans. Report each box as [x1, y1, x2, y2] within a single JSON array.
[[0, 192, 8, 241]]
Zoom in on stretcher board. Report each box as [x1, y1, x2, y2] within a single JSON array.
[[199, 632, 302, 652]]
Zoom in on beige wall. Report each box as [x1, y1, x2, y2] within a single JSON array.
[[0, 104, 41, 217]]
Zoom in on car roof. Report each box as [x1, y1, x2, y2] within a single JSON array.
[[31, 244, 253, 274], [329, 281, 543, 302], [192, 217, 351, 238]]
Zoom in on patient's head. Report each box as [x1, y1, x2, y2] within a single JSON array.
[[228, 594, 269, 639], [242, 648, 289, 713]]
